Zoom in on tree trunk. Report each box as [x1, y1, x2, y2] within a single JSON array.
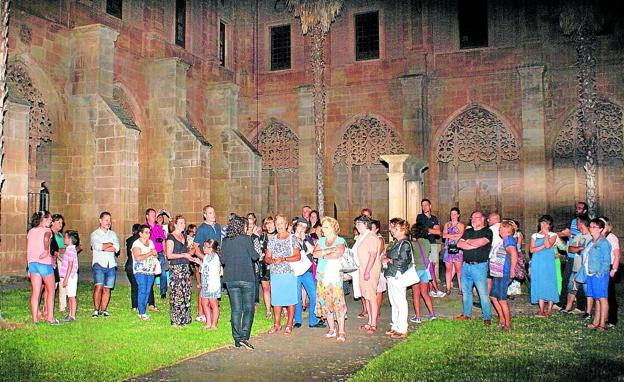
[[311, 26, 326, 216], [0, 0, 10, 327], [574, 28, 598, 217]]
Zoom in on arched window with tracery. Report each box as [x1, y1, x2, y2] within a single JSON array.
[[256, 119, 299, 217], [333, 114, 405, 229], [436, 106, 521, 219], [552, 97, 624, 227]]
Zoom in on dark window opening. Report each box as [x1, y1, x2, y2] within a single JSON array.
[[271, 25, 291, 71], [355, 11, 380, 61], [458, 0, 488, 49], [106, 0, 122, 19], [219, 21, 226, 67], [175, 0, 186, 48]]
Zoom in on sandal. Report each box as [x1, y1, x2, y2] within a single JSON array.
[[357, 312, 368, 319], [586, 323, 597, 329], [359, 323, 371, 331], [324, 329, 337, 338], [337, 332, 346, 343], [284, 325, 293, 335], [265, 312, 272, 319], [366, 325, 377, 334], [385, 329, 396, 336], [268, 325, 281, 334]]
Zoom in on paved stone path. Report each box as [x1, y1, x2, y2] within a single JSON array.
[[128, 287, 533, 382]]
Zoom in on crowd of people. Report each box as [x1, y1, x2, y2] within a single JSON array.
[[25, 199, 620, 348]]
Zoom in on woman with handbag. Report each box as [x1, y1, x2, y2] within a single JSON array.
[[313, 217, 348, 343], [382, 218, 419, 339], [265, 214, 301, 335], [529, 215, 559, 317], [442, 207, 465, 296], [131, 224, 160, 320], [409, 223, 436, 324]]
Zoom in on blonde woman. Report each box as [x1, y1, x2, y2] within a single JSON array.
[[313, 217, 348, 343]]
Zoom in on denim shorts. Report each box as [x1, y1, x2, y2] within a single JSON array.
[[28, 262, 54, 277], [586, 273, 609, 299], [490, 276, 511, 300], [92, 263, 116, 288], [416, 269, 431, 284]]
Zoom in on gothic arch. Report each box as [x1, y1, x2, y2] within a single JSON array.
[[435, 104, 521, 217], [253, 118, 300, 216], [113, 83, 145, 129], [332, 113, 406, 228]]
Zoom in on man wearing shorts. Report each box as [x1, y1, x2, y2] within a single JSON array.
[[90, 211, 120, 318], [416, 199, 443, 297]]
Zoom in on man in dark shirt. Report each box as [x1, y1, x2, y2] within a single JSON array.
[[416, 199, 443, 297], [456, 210, 493, 325]]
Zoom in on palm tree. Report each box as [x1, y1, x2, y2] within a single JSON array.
[[0, 0, 10, 329], [287, 0, 343, 217], [559, 2, 601, 217]]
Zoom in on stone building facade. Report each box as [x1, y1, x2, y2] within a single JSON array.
[[1, 0, 623, 274]]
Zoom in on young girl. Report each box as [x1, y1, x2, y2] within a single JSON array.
[[490, 220, 518, 330], [61, 230, 80, 321], [186, 224, 205, 322], [197, 239, 221, 329]]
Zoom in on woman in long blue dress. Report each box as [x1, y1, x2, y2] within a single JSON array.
[[529, 215, 559, 317]]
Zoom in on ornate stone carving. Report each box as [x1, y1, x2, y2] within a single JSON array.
[[257, 119, 299, 171], [19, 24, 32, 44], [7, 62, 52, 148], [436, 106, 520, 166], [333, 114, 405, 167], [554, 98, 624, 162]]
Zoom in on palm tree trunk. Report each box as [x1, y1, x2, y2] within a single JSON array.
[[311, 26, 326, 216], [574, 27, 598, 217]]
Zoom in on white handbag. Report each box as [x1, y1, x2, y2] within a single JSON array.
[[290, 239, 313, 276], [398, 266, 420, 288]]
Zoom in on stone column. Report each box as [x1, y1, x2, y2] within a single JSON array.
[[70, 24, 118, 97], [0, 97, 31, 274], [205, 82, 240, 218], [296, 85, 316, 208], [518, 65, 547, 226], [399, 74, 427, 158], [380, 154, 427, 225]]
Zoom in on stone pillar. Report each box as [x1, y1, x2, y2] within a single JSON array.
[[518, 65, 547, 226], [380, 154, 427, 225], [399, 74, 427, 158], [205, 82, 241, 218], [296, 85, 316, 208], [70, 24, 118, 97], [0, 98, 31, 274]]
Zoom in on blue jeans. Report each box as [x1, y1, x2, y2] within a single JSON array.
[[461, 262, 492, 320], [135, 273, 155, 315], [295, 271, 318, 326], [158, 251, 167, 297], [227, 281, 255, 344]]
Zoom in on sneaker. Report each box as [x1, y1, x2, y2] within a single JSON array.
[[99, 310, 110, 317], [435, 291, 446, 298], [239, 340, 254, 350], [428, 291, 436, 297], [429, 313, 437, 321], [293, 323, 302, 328], [234, 342, 242, 348], [309, 322, 327, 328], [583, 313, 592, 322], [196, 315, 206, 323], [410, 315, 422, 324], [91, 310, 99, 318], [560, 309, 572, 315]]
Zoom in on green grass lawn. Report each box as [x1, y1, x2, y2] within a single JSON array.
[[0, 282, 272, 382], [352, 293, 624, 381]]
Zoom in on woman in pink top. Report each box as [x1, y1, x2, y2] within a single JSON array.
[[26, 211, 57, 324]]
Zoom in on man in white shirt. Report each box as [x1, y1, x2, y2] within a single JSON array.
[[90, 211, 120, 318]]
